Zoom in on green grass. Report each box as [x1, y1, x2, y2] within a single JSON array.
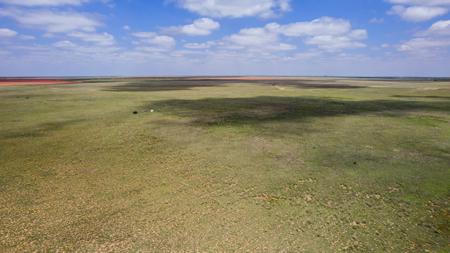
[[0, 78, 449, 252]]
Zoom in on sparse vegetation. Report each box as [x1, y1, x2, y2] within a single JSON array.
[[0, 78, 449, 252]]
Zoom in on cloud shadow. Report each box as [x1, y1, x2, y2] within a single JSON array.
[[105, 79, 366, 92], [149, 96, 450, 126]]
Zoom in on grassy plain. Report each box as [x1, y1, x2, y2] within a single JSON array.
[[0, 77, 449, 252]]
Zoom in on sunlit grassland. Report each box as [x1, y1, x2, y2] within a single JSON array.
[[0, 78, 449, 252]]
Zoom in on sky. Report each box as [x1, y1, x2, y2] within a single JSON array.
[[0, 0, 450, 77]]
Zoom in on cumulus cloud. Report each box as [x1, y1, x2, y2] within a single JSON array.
[[399, 19, 450, 53], [226, 27, 279, 47], [174, 0, 291, 18], [202, 17, 367, 53], [0, 28, 17, 37], [68, 31, 115, 46], [53, 40, 119, 55], [399, 37, 450, 51], [184, 41, 215, 49], [225, 27, 296, 51], [165, 18, 220, 36], [0, 8, 101, 33], [274, 17, 352, 37], [132, 32, 176, 51], [275, 17, 367, 51], [424, 19, 450, 36], [388, 5, 448, 22], [387, 0, 450, 22], [305, 35, 366, 51], [53, 40, 78, 49]]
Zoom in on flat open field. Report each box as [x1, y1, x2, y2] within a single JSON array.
[[0, 79, 79, 87], [0, 77, 449, 252]]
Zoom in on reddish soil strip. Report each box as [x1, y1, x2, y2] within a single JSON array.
[[0, 79, 79, 87]]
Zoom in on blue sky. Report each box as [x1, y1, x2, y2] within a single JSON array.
[[0, 0, 450, 76]]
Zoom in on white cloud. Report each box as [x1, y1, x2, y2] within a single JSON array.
[[0, 9, 101, 33], [305, 35, 366, 51], [68, 31, 115, 46], [223, 25, 295, 51], [53, 40, 119, 55], [388, 5, 448, 22], [184, 41, 215, 49], [148, 36, 176, 48], [275, 17, 352, 37], [174, 0, 291, 18], [387, 0, 450, 22], [398, 19, 450, 53], [226, 27, 278, 47], [132, 32, 176, 50], [0, 28, 17, 37], [132, 32, 156, 39], [54, 40, 77, 48], [274, 17, 367, 51], [424, 19, 450, 36], [165, 18, 220, 36], [398, 37, 450, 51], [386, 0, 450, 6], [399, 17, 450, 54], [216, 17, 367, 53], [0, 0, 88, 6], [349, 29, 368, 40]]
